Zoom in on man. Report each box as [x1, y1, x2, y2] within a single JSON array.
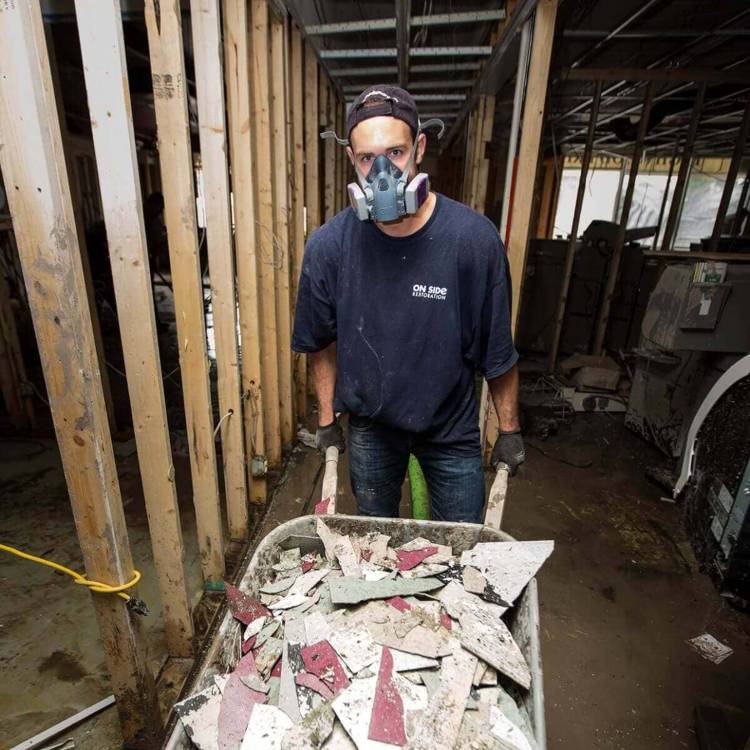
[[292, 85, 524, 523]]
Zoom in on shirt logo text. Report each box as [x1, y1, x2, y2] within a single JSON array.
[[412, 283, 447, 301]]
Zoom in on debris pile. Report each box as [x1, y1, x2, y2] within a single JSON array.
[[174, 520, 553, 749]]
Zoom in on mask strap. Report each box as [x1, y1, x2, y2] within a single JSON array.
[[320, 130, 349, 146]]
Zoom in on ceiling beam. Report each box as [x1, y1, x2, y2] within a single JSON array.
[[319, 46, 491, 59], [561, 66, 750, 83], [443, 0, 539, 147], [564, 29, 750, 40], [305, 10, 504, 36]]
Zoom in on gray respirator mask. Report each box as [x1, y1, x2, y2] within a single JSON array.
[[321, 118, 444, 223]]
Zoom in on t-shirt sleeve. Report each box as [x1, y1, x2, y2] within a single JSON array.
[[479, 236, 519, 379], [292, 234, 337, 353]]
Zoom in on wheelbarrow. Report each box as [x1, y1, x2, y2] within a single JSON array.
[[163, 452, 545, 749]]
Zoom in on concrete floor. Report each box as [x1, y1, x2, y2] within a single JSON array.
[[1, 414, 749, 748]]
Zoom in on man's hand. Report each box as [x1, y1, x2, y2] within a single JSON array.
[[316, 419, 346, 454], [492, 429, 525, 475]]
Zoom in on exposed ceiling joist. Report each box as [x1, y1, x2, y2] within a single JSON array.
[[319, 46, 492, 59], [305, 10, 505, 36]]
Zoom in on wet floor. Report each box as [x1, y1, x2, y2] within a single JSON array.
[[1, 413, 749, 748]]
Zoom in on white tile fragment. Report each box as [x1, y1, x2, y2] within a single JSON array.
[[390, 649, 439, 672], [460, 541, 553, 606], [240, 703, 293, 750], [289, 567, 330, 596], [489, 705, 536, 750], [270, 592, 310, 611], [304, 610, 332, 646], [244, 616, 267, 641], [688, 633, 734, 664], [174, 682, 222, 750], [462, 565, 486, 595], [329, 625, 380, 674], [407, 647, 477, 750]]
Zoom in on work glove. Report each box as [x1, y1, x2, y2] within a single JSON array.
[[492, 429, 525, 476], [316, 419, 346, 455]]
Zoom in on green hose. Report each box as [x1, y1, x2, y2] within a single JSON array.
[[408, 454, 430, 520]]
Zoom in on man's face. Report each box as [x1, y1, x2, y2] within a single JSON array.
[[347, 116, 426, 179]]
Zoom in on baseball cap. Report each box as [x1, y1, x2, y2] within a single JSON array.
[[346, 85, 419, 141]]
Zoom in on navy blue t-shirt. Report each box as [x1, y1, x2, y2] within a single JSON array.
[[292, 193, 519, 453]]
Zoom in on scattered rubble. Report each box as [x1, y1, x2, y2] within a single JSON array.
[[174, 524, 553, 749]]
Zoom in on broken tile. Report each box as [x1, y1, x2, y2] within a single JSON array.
[[174, 681, 223, 750], [242, 635, 257, 655], [457, 601, 531, 690], [267, 676, 281, 707], [397, 538, 452, 563], [240, 703, 293, 750], [368, 648, 406, 745], [688, 633, 734, 664], [367, 612, 453, 659], [480, 666, 498, 686], [489, 704, 536, 750], [472, 660, 487, 687], [396, 546, 438, 571], [462, 566, 487, 595], [407, 648, 477, 750], [279, 618, 305, 723], [261, 577, 297, 595], [241, 674, 271, 694], [460, 541, 553, 607], [328, 576, 443, 605], [280, 702, 335, 749], [289, 568, 330, 597], [304, 611, 332, 646], [332, 674, 380, 749], [438, 579, 507, 621], [301, 641, 350, 693], [387, 596, 412, 613], [256, 619, 282, 648], [287, 588, 321, 615], [315, 497, 332, 515], [270, 592, 310, 611], [226, 583, 271, 626], [390, 649, 439, 672], [301, 553, 317, 574], [271, 659, 283, 679], [244, 616, 267, 641], [329, 625, 381, 675], [326, 721, 359, 750], [218, 651, 267, 750], [274, 548, 302, 572], [398, 563, 449, 580], [455, 712, 503, 750], [256, 637, 284, 678], [296, 671, 335, 700], [361, 565, 393, 582]]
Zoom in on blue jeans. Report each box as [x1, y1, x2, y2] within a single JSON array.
[[348, 415, 485, 523]]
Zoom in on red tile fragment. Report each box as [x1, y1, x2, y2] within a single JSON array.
[[440, 612, 453, 631], [242, 634, 257, 655], [300, 640, 350, 694], [217, 651, 267, 750], [301, 553, 316, 573], [295, 671, 335, 700], [225, 583, 271, 626], [271, 657, 283, 678], [395, 546, 438, 571], [368, 647, 406, 746], [387, 596, 412, 613], [314, 498, 330, 514]]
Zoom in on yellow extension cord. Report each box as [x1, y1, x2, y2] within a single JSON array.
[[0, 543, 140, 603]]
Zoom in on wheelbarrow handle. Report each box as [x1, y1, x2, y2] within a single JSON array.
[[316, 446, 340, 515], [484, 462, 510, 531]]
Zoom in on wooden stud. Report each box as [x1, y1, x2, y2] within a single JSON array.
[[249, 0, 282, 467], [660, 84, 705, 252], [506, 0, 559, 334], [223, 0, 267, 504], [290, 25, 308, 419], [548, 81, 601, 373], [0, 3, 162, 744], [191, 0, 249, 537], [45, 22, 117, 433], [474, 95, 495, 213], [323, 78, 336, 222], [76, 0, 194, 656], [708, 96, 750, 251], [592, 82, 655, 356], [270, 13, 294, 448], [144, 0, 225, 582], [304, 42, 321, 237]]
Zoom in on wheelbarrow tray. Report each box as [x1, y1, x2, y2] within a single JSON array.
[[163, 514, 546, 749]]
